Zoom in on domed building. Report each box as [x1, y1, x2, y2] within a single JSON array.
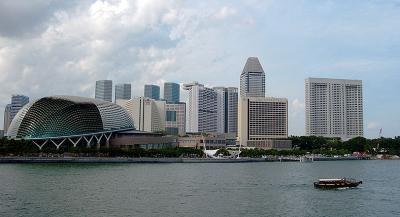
[[7, 96, 135, 149]]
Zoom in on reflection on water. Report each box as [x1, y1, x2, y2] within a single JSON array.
[[0, 161, 399, 217]]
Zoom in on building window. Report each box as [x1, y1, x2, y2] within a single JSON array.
[[166, 127, 179, 135], [166, 111, 177, 121]]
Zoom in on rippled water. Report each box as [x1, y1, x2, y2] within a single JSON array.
[[0, 160, 399, 217]]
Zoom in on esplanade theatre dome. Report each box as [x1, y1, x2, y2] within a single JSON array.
[[7, 96, 134, 139]]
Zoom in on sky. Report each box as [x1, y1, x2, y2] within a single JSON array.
[[0, 0, 399, 138]]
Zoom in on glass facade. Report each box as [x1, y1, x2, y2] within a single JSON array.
[[165, 127, 179, 135], [166, 111, 177, 121], [164, 82, 180, 103]]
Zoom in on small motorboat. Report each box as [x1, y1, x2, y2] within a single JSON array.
[[314, 178, 362, 189]]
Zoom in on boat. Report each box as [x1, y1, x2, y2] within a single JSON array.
[[314, 178, 362, 189]]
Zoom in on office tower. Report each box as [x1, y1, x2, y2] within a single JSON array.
[[165, 103, 186, 136], [226, 87, 239, 134], [115, 83, 131, 102], [240, 57, 266, 97], [3, 95, 29, 134], [164, 82, 180, 103], [305, 78, 363, 140], [144, 84, 160, 100], [119, 97, 165, 132], [95, 80, 112, 102], [183, 82, 218, 133], [238, 97, 288, 147], [213, 87, 238, 134], [3, 104, 12, 134]]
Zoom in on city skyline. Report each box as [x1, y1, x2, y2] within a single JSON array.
[[0, 1, 399, 138]]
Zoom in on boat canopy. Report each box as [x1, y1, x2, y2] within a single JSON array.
[[318, 178, 343, 181]]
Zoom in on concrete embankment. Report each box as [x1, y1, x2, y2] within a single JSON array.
[[0, 157, 267, 164], [0, 156, 368, 164]]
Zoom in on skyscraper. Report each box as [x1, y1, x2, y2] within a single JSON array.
[[240, 57, 266, 97], [183, 82, 218, 133], [164, 82, 180, 103], [3, 104, 12, 134], [305, 78, 363, 140], [3, 95, 29, 134], [144, 84, 160, 100], [115, 83, 131, 102], [213, 87, 238, 134], [95, 80, 112, 102]]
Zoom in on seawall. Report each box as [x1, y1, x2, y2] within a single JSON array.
[[0, 156, 367, 164]]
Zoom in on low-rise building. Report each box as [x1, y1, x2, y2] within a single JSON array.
[[110, 130, 177, 149], [178, 133, 227, 149], [165, 103, 186, 136]]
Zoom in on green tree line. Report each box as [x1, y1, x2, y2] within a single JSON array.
[[290, 136, 400, 155]]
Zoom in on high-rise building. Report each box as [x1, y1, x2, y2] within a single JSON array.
[[213, 87, 238, 134], [305, 78, 363, 140], [115, 83, 131, 102], [226, 87, 239, 134], [164, 82, 180, 103], [165, 103, 186, 136], [183, 82, 218, 133], [240, 57, 266, 97], [238, 97, 288, 147], [118, 97, 165, 132], [144, 84, 160, 100], [95, 80, 112, 102], [3, 95, 29, 134], [3, 104, 12, 134]]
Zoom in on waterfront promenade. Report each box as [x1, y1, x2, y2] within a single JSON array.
[[0, 156, 367, 164]]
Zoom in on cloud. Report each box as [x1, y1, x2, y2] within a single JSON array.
[[291, 98, 304, 117], [214, 6, 237, 19], [1, 0, 400, 138], [0, 0, 79, 38], [367, 122, 380, 130]]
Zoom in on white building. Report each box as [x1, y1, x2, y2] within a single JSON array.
[[238, 97, 288, 148], [213, 87, 238, 135], [3, 95, 29, 135], [240, 57, 266, 97], [305, 78, 363, 140], [165, 103, 186, 136], [118, 97, 165, 132], [183, 82, 217, 133], [3, 104, 12, 134]]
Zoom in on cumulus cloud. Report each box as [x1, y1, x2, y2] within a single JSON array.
[[0, 0, 249, 128], [0, 0, 79, 38], [1, 0, 400, 138], [291, 98, 304, 117]]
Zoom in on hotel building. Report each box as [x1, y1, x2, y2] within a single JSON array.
[[305, 78, 363, 140], [238, 97, 289, 148], [183, 82, 218, 133]]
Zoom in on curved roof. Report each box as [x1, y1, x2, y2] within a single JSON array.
[[7, 96, 134, 139]]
